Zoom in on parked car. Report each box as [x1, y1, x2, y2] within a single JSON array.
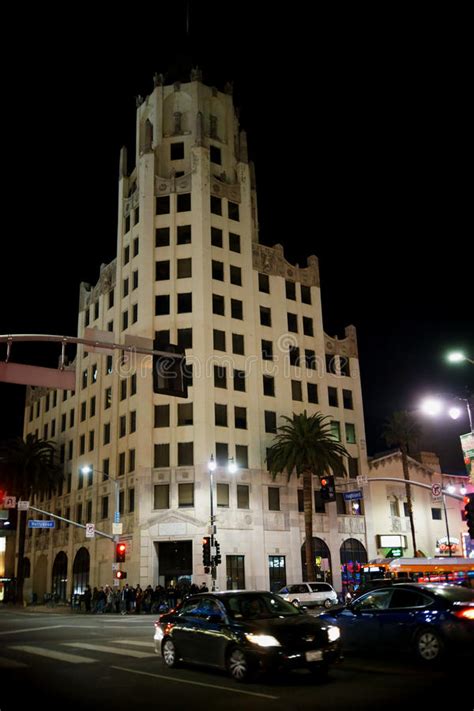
[[320, 582, 474, 663], [278, 582, 338, 608], [154, 590, 341, 681]]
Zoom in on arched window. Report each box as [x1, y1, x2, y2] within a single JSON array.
[[72, 547, 90, 595], [300, 538, 332, 582], [51, 552, 68, 601], [340, 538, 368, 591]]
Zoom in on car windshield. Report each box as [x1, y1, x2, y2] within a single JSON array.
[[224, 593, 301, 619]]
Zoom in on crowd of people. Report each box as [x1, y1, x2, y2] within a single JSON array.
[[78, 580, 209, 614]]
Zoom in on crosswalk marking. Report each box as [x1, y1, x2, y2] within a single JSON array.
[[113, 639, 155, 648], [0, 656, 29, 669], [62, 642, 154, 658], [10, 645, 96, 664]]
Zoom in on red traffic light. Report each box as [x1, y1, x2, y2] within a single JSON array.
[[115, 543, 126, 563], [320, 478, 328, 487]]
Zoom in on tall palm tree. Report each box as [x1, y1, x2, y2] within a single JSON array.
[[266, 411, 348, 582], [0, 434, 63, 604], [383, 411, 422, 557]]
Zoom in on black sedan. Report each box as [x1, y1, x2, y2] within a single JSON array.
[[320, 583, 474, 663], [154, 591, 341, 681]]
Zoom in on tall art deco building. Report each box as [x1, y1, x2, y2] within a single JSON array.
[[22, 70, 372, 600]]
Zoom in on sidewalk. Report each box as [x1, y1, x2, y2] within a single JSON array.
[[0, 603, 73, 614]]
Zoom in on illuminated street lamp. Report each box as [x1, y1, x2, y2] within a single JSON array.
[[420, 396, 473, 433], [81, 465, 120, 525], [446, 351, 474, 365]]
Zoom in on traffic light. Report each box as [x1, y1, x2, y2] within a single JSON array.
[[115, 542, 126, 563], [464, 494, 474, 539], [215, 540, 222, 566], [115, 570, 127, 580], [202, 536, 211, 567], [152, 341, 188, 398], [320, 475, 336, 502]]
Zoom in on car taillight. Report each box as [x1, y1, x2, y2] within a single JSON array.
[[454, 608, 474, 621]]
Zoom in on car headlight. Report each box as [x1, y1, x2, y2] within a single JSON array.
[[245, 633, 281, 647], [327, 625, 340, 642]]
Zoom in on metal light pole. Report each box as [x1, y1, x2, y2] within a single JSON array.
[[208, 455, 217, 591], [442, 493, 453, 558], [80, 465, 120, 525]]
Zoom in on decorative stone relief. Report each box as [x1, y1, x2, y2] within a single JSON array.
[[252, 244, 320, 286], [210, 178, 241, 203], [324, 325, 359, 358], [155, 173, 192, 196]]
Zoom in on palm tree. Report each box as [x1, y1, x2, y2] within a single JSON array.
[[0, 434, 64, 604], [382, 411, 422, 557], [266, 411, 348, 582]]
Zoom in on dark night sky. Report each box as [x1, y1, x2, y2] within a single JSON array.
[[1, 5, 472, 473]]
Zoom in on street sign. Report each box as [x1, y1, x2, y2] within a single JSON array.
[[85, 523, 95, 538], [17, 500, 30, 511], [28, 520, 55, 528], [112, 523, 123, 535], [343, 490, 363, 501], [356, 475, 368, 487], [3, 496, 16, 509], [432, 483, 442, 501]]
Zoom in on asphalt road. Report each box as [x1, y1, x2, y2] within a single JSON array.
[[0, 608, 470, 710]]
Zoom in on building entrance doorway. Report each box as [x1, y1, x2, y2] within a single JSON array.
[[156, 540, 192, 588]]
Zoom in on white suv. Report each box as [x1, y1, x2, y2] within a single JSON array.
[[278, 582, 338, 608]]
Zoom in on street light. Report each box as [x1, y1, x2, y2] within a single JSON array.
[[446, 351, 474, 365], [420, 396, 473, 433], [80, 465, 121, 526], [207, 454, 237, 591]]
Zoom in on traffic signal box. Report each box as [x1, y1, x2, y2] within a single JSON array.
[[463, 494, 474, 539], [115, 543, 126, 563], [202, 536, 211, 567], [320, 475, 336, 502], [115, 570, 127, 580]]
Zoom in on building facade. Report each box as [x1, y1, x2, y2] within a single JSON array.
[[20, 72, 370, 601]]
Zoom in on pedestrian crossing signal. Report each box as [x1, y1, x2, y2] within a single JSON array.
[[115, 570, 127, 579]]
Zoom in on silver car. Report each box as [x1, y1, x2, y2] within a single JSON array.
[[278, 582, 338, 609]]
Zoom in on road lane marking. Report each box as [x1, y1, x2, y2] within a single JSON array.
[[63, 642, 154, 658], [0, 656, 29, 668], [113, 640, 155, 648], [10, 645, 96, 664], [0, 624, 65, 636], [110, 666, 280, 700]]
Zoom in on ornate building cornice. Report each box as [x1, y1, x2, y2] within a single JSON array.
[[79, 260, 117, 311], [155, 172, 192, 196], [210, 176, 241, 203], [252, 243, 320, 286], [324, 325, 358, 358]]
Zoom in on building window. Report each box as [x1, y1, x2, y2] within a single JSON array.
[[235, 406, 247, 429], [105, 386, 112, 409], [103, 423, 111, 445], [154, 444, 170, 468], [263, 375, 275, 397], [211, 227, 223, 247], [156, 196, 170, 215], [215, 403, 228, 427], [231, 299, 243, 320], [155, 404, 170, 428], [155, 295, 170, 315], [212, 260, 224, 281], [119, 491, 125, 515], [265, 410, 277, 433], [307, 383, 318, 404], [291, 380, 303, 401], [210, 196, 222, 215], [301, 285, 312, 304], [228, 201, 240, 221], [258, 273, 270, 293], [305, 349, 316, 370], [260, 306, 271, 327], [213, 329, 226, 352], [268, 487, 280, 511], [326, 354, 337, 375], [156, 227, 170, 246], [431, 508, 442, 520], [123, 246, 130, 265], [177, 258, 192, 278], [343, 389, 354, 409], [269, 555, 286, 592], [154, 485, 170, 509], [232, 333, 244, 355], [177, 224, 192, 244], [132, 303, 138, 323], [131, 374, 137, 395], [285, 281, 296, 300], [340, 357, 350, 377], [237, 484, 250, 509], [80, 435, 85, 456], [177, 328, 193, 350], [178, 403, 193, 426], [170, 142, 184, 160], [328, 387, 338, 407], [128, 488, 135, 513], [133, 237, 139, 257], [236, 445, 248, 469], [348, 457, 359, 478], [177, 292, 192, 313], [178, 442, 194, 466], [123, 277, 129, 298], [216, 442, 229, 465], [226, 556, 245, 590], [233, 369, 246, 392], [101, 496, 109, 520], [177, 193, 191, 212], [330, 421, 341, 441], [303, 317, 314, 337], [61, 414, 66, 433], [390, 499, 400, 517], [289, 346, 300, 367], [156, 260, 170, 281], [214, 365, 227, 389], [230, 265, 242, 286], [212, 294, 225, 316], [108, 290, 115, 309], [90, 396, 96, 418], [82, 369, 88, 389], [120, 379, 127, 401], [122, 310, 128, 330], [287, 313, 298, 333], [210, 145, 221, 164], [118, 452, 126, 476], [336, 493, 346, 515], [403, 502, 410, 517], [261, 340, 273, 361], [217, 483, 229, 507], [119, 415, 126, 437], [178, 483, 194, 507], [314, 490, 326, 514], [346, 423, 356, 444], [229, 233, 241, 253], [80, 402, 87, 422]]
